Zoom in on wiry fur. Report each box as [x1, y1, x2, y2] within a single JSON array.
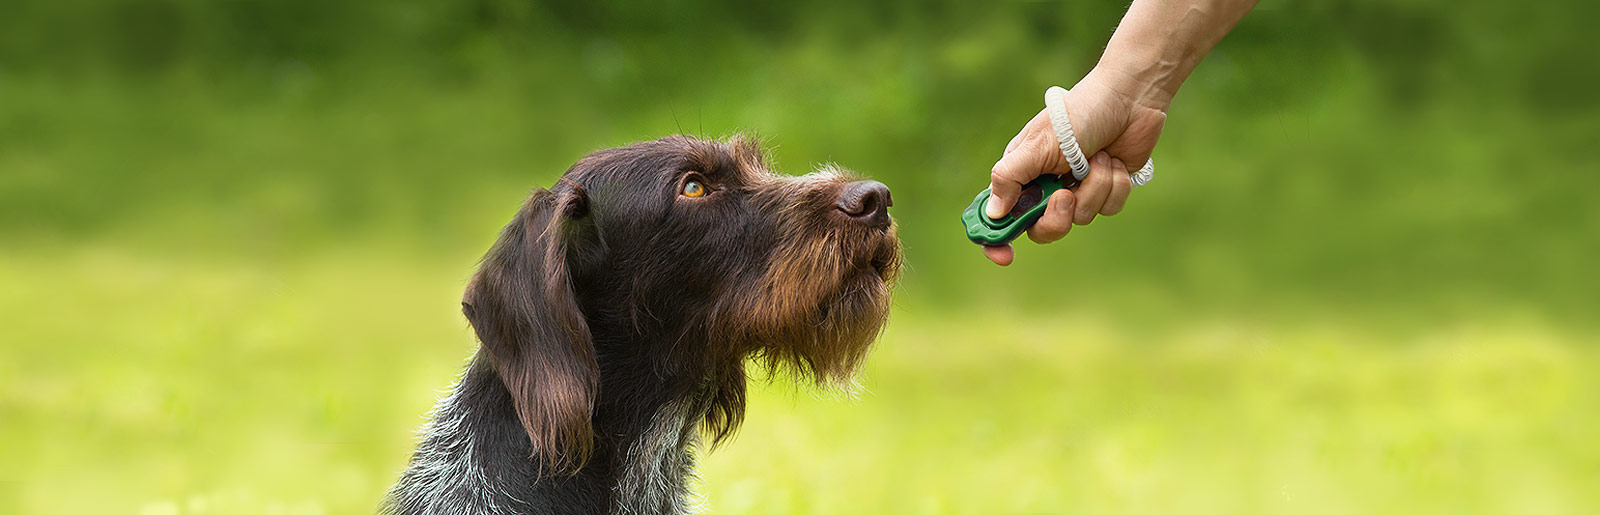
[[612, 392, 711, 514], [385, 136, 900, 514]]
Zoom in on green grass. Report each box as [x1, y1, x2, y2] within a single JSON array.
[[4, 248, 1595, 514]]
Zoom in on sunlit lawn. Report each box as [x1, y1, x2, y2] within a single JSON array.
[[3, 248, 1594, 514]]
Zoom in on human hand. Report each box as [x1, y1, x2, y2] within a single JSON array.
[[982, 70, 1169, 266]]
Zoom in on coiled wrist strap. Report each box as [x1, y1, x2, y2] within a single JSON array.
[[1044, 86, 1155, 188]]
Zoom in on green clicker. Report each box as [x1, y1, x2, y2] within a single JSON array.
[[961, 174, 1079, 246]]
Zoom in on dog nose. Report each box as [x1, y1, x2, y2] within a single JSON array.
[[835, 180, 892, 229]]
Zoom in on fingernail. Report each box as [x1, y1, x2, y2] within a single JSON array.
[[1111, 158, 1127, 173], [985, 197, 1005, 219], [1094, 152, 1109, 167]]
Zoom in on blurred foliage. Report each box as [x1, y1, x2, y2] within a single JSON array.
[[1, 0, 1596, 513], [2, 0, 1595, 322]]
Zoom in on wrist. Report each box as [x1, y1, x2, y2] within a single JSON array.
[[1088, 49, 1180, 113], [1094, 0, 1256, 110], [1058, 83, 1116, 157]]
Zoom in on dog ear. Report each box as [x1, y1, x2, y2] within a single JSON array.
[[462, 187, 598, 474]]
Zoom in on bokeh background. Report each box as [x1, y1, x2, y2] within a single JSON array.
[[3, 0, 1596, 513]]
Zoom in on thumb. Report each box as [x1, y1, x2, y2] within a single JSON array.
[[986, 144, 1045, 219]]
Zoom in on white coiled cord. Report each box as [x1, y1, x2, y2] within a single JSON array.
[[1044, 86, 1155, 188]]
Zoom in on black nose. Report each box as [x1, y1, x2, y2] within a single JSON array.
[[835, 180, 892, 229]]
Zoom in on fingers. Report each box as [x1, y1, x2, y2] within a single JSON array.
[[1026, 188, 1075, 244], [1009, 153, 1136, 261], [1100, 157, 1133, 216], [986, 111, 1063, 219], [1072, 152, 1115, 225], [983, 244, 1014, 266]]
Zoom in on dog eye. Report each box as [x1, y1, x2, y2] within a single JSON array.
[[681, 180, 707, 198]]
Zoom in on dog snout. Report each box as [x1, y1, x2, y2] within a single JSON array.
[[835, 180, 892, 229]]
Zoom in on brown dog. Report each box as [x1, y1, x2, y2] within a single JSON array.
[[385, 135, 900, 514]]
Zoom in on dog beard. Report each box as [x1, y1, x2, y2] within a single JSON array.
[[722, 212, 901, 391]]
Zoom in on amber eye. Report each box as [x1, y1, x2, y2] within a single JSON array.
[[681, 180, 707, 198]]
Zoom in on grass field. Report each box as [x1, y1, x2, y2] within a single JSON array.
[[4, 247, 1595, 514]]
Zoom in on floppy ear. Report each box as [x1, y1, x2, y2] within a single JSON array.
[[462, 187, 597, 474]]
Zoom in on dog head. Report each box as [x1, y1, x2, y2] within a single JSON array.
[[462, 135, 900, 472]]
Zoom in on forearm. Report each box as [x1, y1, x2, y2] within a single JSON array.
[[1094, 0, 1256, 110]]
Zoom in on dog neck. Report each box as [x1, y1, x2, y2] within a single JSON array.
[[609, 381, 712, 514], [387, 355, 715, 514]]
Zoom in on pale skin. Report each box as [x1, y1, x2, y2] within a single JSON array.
[[984, 0, 1257, 265]]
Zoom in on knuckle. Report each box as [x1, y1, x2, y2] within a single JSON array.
[[1095, 168, 1114, 186], [1028, 215, 1071, 243], [1102, 194, 1129, 217], [1028, 226, 1063, 244]]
